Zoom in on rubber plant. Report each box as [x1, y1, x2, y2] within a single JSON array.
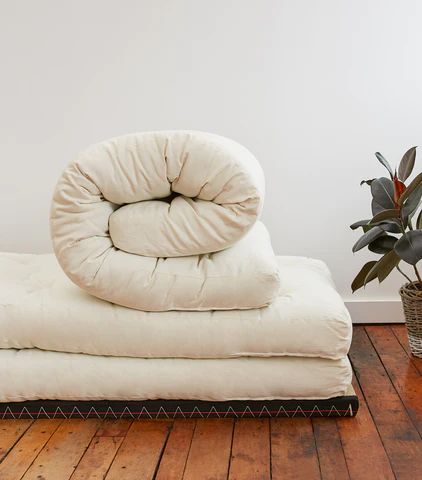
[[350, 146, 422, 292]]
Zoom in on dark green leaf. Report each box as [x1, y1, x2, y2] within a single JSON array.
[[362, 250, 400, 287], [371, 199, 383, 216], [368, 235, 397, 254], [352, 226, 385, 253], [375, 152, 394, 179], [371, 177, 395, 215], [362, 224, 375, 233], [351, 261, 377, 292], [370, 208, 399, 224], [394, 230, 422, 265], [398, 146, 417, 182], [398, 172, 422, 206], [378, 220, 402, 233], [360, 179, 375, 186], [417, 209, 422, 229], [364, 262, 380, 285], [350, 219, 370, 230], [362, 220, 401, 234], [402, 184, 422, 219], [373, 250, 400, 282]]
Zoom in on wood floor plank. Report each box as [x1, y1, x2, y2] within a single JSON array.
[[70, 436, 123, 480], [155, 420, 195, 480], [271, 418, 320, 480], [228, 419, 270, 480], [350, 326, 422, 480], [183, 419, 234, 480], [391, 324, 422, 375], [105, 420, 171, 480], [0, 420, 33, 462], [0, 419, 61, 480], [95, 419, 132, 437], [21, 419, 101, 480], [336, 378, 395, 480], [312, 418, 349, 480], [367, 325, 422, 436]]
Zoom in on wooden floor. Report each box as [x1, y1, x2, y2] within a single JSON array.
[[0, 325, 421, 480]]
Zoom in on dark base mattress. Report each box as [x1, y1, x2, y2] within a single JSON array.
[[0, 395, 359, 419]]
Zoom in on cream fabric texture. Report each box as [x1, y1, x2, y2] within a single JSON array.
[[50, 131, 279, 311], [0, 253, 352, 360], [0, 349, 352, 402]]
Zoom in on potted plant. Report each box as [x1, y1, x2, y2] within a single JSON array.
[[350, 146, 422, 357]]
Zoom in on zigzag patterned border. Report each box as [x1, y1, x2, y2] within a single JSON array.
[[0, 395, 359, 419]]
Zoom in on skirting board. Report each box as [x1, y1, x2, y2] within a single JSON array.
[[0, 395, 358, 420], [345, 300, 404, 324]]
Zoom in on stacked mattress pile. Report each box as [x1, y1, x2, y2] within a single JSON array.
[[0, 131, 356, 418]]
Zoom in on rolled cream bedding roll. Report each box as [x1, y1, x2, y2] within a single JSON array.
[[50, 131, 280, 311]]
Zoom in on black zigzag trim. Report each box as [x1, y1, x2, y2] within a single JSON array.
[[0, 395, 359, 419]]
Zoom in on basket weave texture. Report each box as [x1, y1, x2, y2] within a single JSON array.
[[399, 282, 422, 358]]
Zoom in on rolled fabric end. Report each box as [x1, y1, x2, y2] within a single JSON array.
[[50, 130, 279, 311]]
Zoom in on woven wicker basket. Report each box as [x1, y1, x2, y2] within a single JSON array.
[[399, 282, 422, 358]]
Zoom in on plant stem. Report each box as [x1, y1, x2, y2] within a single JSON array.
[[396, 265, 412, 283], [414, 265, 422, 286]]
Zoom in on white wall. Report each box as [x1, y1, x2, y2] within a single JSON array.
[[1, 0, 422, 318]]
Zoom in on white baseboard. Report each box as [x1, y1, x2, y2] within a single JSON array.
[[345, 300, 404, 324]]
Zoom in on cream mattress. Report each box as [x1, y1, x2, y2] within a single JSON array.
[[0, 349, 352, 402], [0, 253, 352, 360]]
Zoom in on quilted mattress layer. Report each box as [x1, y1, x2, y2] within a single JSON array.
[[50, 131, 280, 311], [0, 349, 352, 402], [0, 253, 352, 360]]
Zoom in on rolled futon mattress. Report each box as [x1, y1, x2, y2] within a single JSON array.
[[50, 131, 280, 311], [0, 252, 352, 402]]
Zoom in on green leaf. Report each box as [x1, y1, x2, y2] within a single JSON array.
[[361, 220, 401, 234], [417, 209, 422, 229], [361, 251, 400, 288], [370, 208, 399, 224], [371, 250, 400, 282], [351, 261, 377, 292], [398, 146, 417, 182], [376, 220, 402, 233], [394, 230, 422, 265], [352, 226, 385, 252], [365, 262, 380, 285], [401, 184, 422, 219], [368, 235, 397, 254], [375, 152, 394, 179], [371, 177, 395, 215], [350, 219, 370, 230], [398, 172, 422, 206], [360, 179, 375, 186]]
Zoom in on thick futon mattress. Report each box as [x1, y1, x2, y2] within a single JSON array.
[[0, 252, 353, 406]]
